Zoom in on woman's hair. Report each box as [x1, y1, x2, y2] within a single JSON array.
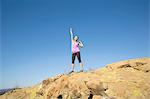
[[74, 35, 79, 41]]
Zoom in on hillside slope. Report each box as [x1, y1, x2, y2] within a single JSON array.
[[0, 57, 150, 99]]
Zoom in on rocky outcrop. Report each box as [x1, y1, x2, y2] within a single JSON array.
[[0, 57, 150, 99]]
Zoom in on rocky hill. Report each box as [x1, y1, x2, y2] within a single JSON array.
[[0, 57, 150, 99]]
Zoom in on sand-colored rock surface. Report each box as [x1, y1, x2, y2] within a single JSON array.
[[0, 57, 150, 99]]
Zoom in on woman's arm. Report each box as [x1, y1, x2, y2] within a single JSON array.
[[79, 41, 84, 48], [69, 28, 73, 40]]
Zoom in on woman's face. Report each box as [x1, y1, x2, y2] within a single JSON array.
[[74, 36, 78, 41]]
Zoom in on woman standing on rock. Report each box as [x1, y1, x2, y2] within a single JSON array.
[[69, 28, 84, 74]]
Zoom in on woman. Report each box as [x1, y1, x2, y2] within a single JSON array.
[[69, 28, 84, 74]]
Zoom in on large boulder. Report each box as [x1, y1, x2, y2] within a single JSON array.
[[0, 57, 149, 99]]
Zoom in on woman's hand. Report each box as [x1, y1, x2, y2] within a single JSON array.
[[69, 27, 74, 40], [79, 41, 84, 48], [69, 28, 73, 34]]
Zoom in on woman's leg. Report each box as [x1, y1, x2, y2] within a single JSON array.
[[72, 53, 76, 71], [77, 52, 83, 71]]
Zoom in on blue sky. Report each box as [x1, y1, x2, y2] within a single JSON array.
[[1, 0, 149, 89]]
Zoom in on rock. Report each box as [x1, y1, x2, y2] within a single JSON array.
[[0, 57, 149, 99]]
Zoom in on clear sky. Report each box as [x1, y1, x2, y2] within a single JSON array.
[[1, 0, 149, 89]]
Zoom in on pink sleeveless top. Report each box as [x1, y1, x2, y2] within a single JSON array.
[[72, 41, 80, 53]]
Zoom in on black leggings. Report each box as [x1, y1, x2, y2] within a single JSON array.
[[72, 52, 82, 64]]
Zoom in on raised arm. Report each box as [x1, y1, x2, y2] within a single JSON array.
[[69, 28, 73, 40]]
